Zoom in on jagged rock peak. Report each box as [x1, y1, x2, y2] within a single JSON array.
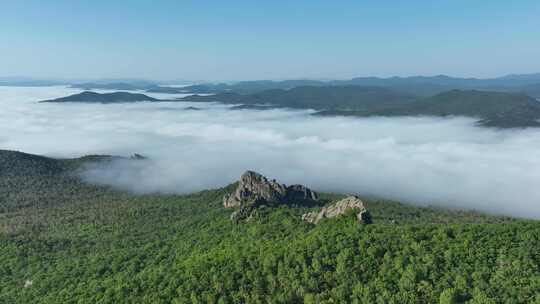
[[223, 171, 286, 208], [302, 195, 371, 224], [223, 170, 318, 209], [285, 184, 318, 202]]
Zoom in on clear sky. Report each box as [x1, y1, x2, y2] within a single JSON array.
[[1, 0, 539, 81]]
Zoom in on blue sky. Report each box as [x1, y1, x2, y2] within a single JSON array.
[[1, 1, 539, 81]]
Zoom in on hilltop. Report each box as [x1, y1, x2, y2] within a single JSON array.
[[0, 150, 141, 212], [38, 86, 540, 128], [182, 86, 540, 128], [4, 73, 540, 98], [182, 86, 417, 111], [40, 91, 159, 103], [390, 90, 540, 128], [0, 150, 66, 177], [318, 90, 540, 128], [178, 73, 540, 97]]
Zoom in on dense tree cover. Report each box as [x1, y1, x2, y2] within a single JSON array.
[[334, 90, 540, 128], [183, 88, 540, 128], [316, 89, 540, 128], [1, 150, 539, 303], [44, 80, 540, 129]]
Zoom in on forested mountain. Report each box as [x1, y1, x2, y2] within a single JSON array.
[[0, 150, 120, 212], [318, 90, 540, 128], [1, 149, 539, 303], [0, 150, 66, 177], [178, 73, 540, 97], [40, 91, 159, 103], [512, 83, 540, 98], [61, 73, 540, 98], [39, 84, 540, 128], [70, 82, 187, 94], [182, 80, 330, 94], [182, 86, 417, 111], [183, 87, 540, 128]]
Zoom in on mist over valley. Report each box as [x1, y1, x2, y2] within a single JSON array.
[[2, 86, 539, 219]]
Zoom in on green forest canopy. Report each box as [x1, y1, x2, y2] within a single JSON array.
[[0, 150, 539, 303]]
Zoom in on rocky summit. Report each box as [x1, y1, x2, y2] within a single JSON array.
[[223, 171, 318, 208], [302, 195, 371, 224], [223, 171, 318, 221]]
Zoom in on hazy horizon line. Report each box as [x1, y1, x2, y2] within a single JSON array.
[[2, 71, 540, 85]]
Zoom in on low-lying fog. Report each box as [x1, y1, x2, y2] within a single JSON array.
[[1, 86, 539, 219]]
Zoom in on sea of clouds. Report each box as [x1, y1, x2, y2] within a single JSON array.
[[1, 86, 539, 219]]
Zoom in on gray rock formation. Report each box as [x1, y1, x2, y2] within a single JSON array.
[[224, 171, 319, 221], [285, 184, 318, 202], [302, 196, 371, 224], [223, 171, 318, 208], [229, 197, 265, 221]]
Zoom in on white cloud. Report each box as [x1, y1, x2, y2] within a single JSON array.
[[1, 86, 539, 219]]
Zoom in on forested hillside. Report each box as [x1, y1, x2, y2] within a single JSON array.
[[0, 150, 539, 303], [175, 74, 540, 98], [62, 73, 540, 98], [40, 91, 159, 103], [316, 90, 540, 128], [182, 86, 416, 111]]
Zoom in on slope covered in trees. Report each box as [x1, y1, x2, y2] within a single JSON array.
[[178, 73, 540, 97], [40, 91, 159, 103], [0, 150, 539, 303], [41, 85, 540, 128], [182, 86, 417, 111], [183, 87, 540, 128], [318, 90, 540, 128]]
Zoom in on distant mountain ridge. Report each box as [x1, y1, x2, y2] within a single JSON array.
[[182, 86, 417, 111], [4, 73, 540, 98], [70, 82, 151, 91], [38, 86, 540, 128], [183, 87, 540, 128], [317, 90, 540, 128], [178, 73, 540, 97], [40, 91, 159, 103]]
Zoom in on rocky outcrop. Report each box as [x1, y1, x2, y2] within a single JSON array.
[[223, 171, 318, 208], [285, 184, 318, 202], [224, 171, 319, 221], [302, 196, 371, 224], [229, 197, 265, 221]]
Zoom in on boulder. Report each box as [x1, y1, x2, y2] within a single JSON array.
[[302, 196, 371, 224]]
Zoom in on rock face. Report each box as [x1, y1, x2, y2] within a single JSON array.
[[285, 184, 319, 202], [302, 196, 371, 224], [223, 171, 318, 208], [224, 171, 319, 221]]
